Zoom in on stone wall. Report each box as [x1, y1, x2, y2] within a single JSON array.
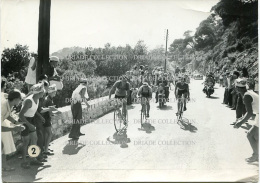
[[11, 95, 117, 145], [50, 95, 117, 139]]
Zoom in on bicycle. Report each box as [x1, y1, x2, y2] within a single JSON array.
[[176, 95, 188, 129], [113, 98, 128, 134], [140, 97, 148, 127]]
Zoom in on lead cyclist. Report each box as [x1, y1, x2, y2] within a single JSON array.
[[109, 75, 130, 123], [175, 76, 190, 115]]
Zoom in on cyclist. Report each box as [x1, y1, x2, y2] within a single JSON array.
[[137, 82, 152, 117], [175, 66, 180, 76], [109, 75, 130, 123], [175, 76, 190, 115], [181, 67, 186, 73]]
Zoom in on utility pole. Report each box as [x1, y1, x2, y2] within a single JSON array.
[[37, 0, 51, 82], [164, 29, 168, 73]]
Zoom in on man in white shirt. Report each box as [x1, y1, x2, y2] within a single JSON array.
[[234, 78, 259, 162]]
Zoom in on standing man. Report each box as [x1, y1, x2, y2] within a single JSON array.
[[69, 79, 90, 139], [234, 78, 259, 162]]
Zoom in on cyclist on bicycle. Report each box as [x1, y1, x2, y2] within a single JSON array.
[[109, 75, 130, 122], [175, 76, 190, 115], [137, 82, 152, 118]]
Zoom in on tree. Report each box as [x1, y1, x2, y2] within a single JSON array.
[[1, 44, 30, 80]]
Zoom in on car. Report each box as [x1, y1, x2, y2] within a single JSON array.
[[194, 74, 203, 80]]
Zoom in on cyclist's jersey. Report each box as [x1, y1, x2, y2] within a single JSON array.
[[138, 85, 152, 98], [205, 77, 215, 85], [113, 81, 130, 96], [175, 68, 180, 75], [176, 82, 189, 91]]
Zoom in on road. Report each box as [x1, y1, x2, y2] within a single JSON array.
[[3, 79, 258, 182]]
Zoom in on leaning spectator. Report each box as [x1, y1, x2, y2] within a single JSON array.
[[19, 83, 45, 169], [25, 56, 37, 91], [1, 90, 25, 171], [234, 78, 259, 162]]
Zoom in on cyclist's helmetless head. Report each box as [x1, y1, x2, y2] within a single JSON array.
[[181, 77, 185, 83]]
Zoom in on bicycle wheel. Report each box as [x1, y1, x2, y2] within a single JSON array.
[[177, 100, 183, 121], [141, 104, 146, 127], [114, 108, 123, 132]]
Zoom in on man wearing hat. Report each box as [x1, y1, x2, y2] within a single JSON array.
[[234, 78, 259, 162], [19, 83, 45, 169], [47, 56, 63, 91], [69, 78, 90, 139]]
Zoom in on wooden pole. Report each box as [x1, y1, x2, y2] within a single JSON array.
[[37, 0, 51, 82], [164, 29, 168, 73]]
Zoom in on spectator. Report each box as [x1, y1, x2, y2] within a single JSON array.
[[254, 76, 258, 94], [34, 80, 50, 162], [234, 78, 259, 162], [1, 90, 25, 171], [19, 83, 45, 169], [69, 79, 90, 139], [1, 79, 7, 99], [139, 65, 144, 74], [43, 84, 61, 155], [231, 71, 240, 110], [242, 67, 249, 78], [175, 66, 180, 75], [48, 56, 63, 91], [219, 73, 224, 87], [222, 72, 229, 105], [25, 56, 37, 91], [132, 66, 139, 88]]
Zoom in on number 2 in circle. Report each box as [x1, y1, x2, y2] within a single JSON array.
[[28, 145, 41, 158]]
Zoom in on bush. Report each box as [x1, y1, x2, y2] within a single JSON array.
[[3, 74, 28, 94], [53, 70, 85, 107], [53, 70, 108, 107]]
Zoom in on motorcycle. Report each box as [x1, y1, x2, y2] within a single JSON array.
[[203, 82, 214, 97]]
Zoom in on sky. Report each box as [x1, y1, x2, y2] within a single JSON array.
[[1, 0, 219, 53]]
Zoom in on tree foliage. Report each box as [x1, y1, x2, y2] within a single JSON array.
[[1, 44, 30, 80]]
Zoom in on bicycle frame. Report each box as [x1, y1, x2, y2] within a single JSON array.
[[113, 98, 128, 133]]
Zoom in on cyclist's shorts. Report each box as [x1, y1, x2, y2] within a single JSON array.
[[115, 95, 126, 99], [177, 89, 187, 98], [141, 92, 150, 98]]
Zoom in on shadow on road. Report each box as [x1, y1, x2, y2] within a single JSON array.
[[236, 174, 259, 182], [62, 139, 86, 155], [138, 122, 155, 134], [208, 96, 219, 99], [179, 118, 198, 133], [107, 130, 131, 148], [156, 105, 173, 110], [2, 155, 51, 182], [127, 105, 136, 110]]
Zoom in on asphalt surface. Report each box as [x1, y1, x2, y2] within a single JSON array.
[[2, 79, 259, 182]]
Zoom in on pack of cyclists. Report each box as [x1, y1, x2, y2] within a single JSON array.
[[108, 65, 191, 122]]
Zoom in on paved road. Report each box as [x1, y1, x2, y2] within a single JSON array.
[[3, 79, 258, 182]]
